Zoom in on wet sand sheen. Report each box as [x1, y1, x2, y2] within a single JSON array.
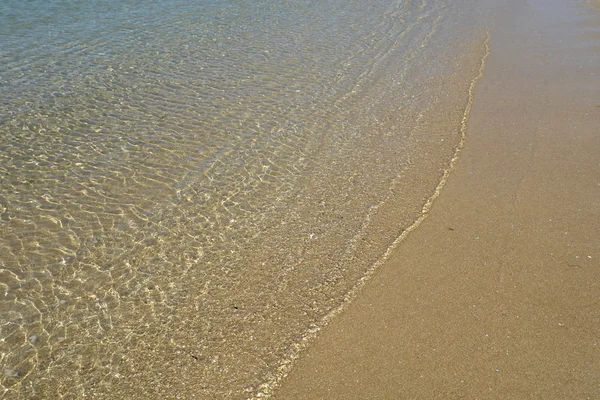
[[273, 0, 600, 398]]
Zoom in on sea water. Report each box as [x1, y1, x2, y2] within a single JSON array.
[[0, 0, 490, 397]]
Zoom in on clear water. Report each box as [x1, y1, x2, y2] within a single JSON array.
[[0, 0, 489, 398]]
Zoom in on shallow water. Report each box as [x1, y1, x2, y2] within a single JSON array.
[[1, 0, 490, 397]]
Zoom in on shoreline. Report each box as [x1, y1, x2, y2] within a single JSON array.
[[252, 31, 492, 400], [0, 3, 497, 398], [272, 0, 600, 397]]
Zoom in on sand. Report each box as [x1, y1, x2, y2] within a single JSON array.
[[272, 0, 600, 398]]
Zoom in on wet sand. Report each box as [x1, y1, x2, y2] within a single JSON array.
[[273, 0, 600, 398]]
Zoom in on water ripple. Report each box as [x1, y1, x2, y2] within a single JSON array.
[[0, 0, 491, 397]]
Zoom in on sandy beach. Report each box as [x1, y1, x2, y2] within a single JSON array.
[[273, 0, 600, 398], [1, 0, 597, 397]]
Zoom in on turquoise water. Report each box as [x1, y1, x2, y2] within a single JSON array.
[[0, 0, 489, 397]]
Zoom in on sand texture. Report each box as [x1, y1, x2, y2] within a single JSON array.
[[273, 0, 600, 398]]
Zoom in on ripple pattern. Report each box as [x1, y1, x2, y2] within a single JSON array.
[[0, 0, 491, 397]]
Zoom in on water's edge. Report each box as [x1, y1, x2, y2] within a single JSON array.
[[0, 1, 494, 398], [257, 30, 491, 399]]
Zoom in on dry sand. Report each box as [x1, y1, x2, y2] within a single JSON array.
[[273, 0, 600, 398]]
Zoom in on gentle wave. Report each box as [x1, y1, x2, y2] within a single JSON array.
[[0, 0, 490, 397]]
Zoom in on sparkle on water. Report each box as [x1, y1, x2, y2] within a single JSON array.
[[0, 0, 489, 397]]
